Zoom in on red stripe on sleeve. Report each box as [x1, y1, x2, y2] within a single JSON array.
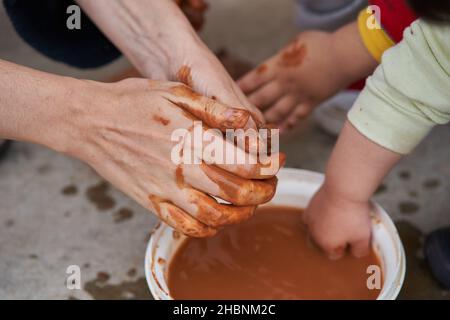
[[369, 0, 417, 43]]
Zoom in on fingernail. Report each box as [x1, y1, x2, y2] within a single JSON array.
[[328, 252, 343, 260], [222, 108, 250, 129], [328, 246, 345, 260]]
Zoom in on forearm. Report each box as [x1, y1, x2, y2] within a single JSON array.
[[323, 121, 402, 203], [330, 21, 378, 86], [77, 0, 201, 79], [0, 59, 84, 154]]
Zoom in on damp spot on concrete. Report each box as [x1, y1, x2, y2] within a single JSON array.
[[29, 254, 38, 259], [37, 163, 52, 174], [5, 219, 14, 227], [375, 184, 387, 195], [62, 184, 78, 196], [68, 295, 78, 300], [396, 221, 450, 299], [423, 178, 440, 190], [84, 276, 152, 300], [399, 201, 420, 215], [114, 208, 134, 223], [83, 263, 91, 269], [86, 181, 116, 211], [127, 268, 137, 278], [96, 271, 111, 283], [409, 191, 419, 198], [399, 170, 411, 180]]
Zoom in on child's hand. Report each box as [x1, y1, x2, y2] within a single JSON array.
[[303, 184, 372, 259], [238, 31, 342, 133], [238, 22, 377, 133]]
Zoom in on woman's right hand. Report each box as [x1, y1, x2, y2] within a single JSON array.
[[67, 78, 281, 237]]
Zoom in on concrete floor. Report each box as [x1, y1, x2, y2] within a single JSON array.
[[1, 0, 450, 299]]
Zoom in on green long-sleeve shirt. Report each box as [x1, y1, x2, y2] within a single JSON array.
[[348, 19, 450, 154]]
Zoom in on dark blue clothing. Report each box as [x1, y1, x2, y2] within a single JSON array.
[[3, 0, 121, 68]]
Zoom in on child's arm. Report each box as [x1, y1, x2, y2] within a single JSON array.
[[303, 121, 401, 259], [305, 19, 450, 258]]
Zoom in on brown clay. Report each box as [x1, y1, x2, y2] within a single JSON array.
[[176, 65, 193, 87], [168, 206, 383, 300], [278, 41, 307, 68]]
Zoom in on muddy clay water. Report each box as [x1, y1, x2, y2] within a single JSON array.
[[168, 206, 382, 300]]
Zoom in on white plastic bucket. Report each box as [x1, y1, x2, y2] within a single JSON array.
[[145, 168, 406, 300]]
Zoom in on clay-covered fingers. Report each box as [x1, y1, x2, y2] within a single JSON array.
[[177, 112, 283, 179], [148, 194, 216, 237], [307, 225, 371, 260], [183, 188, 256, 227], [204, 124, 284, 179], [319, 236, 370, 260], [183, 164, 278, 206], [214, 152, 286, 180], [163, 84, 251, 131], [172, 164, 274, 227]]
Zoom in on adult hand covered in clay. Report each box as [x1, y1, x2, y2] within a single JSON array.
[[0, 57, 281, 238], [75, 79, 281, 237]]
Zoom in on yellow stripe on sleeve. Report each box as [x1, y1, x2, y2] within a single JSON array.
[[357, 8, 395, 63]]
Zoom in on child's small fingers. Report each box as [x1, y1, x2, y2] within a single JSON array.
[[248, 81, 284, 110], [326, 244, 346, 260], [279, 102, 312, 132], [350, 234, 371, 258], [264, 95, 297, 123], [237, 64, 273, 94], [293, 102, 314, 119]]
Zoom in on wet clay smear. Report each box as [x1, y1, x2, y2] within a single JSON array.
[[62, 184, 78, 196], [86, 181, 116, 211], [168, 206, 382, 300]]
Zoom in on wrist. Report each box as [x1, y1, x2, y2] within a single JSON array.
[[321, 177, 372, 206], [78, 0, 201, 80], [139, 28, 205, 81], [299, 30, 353, 93], [33, 77, 92, 157], [0, 61, 88, 157], [330, 22, 378, 85]]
